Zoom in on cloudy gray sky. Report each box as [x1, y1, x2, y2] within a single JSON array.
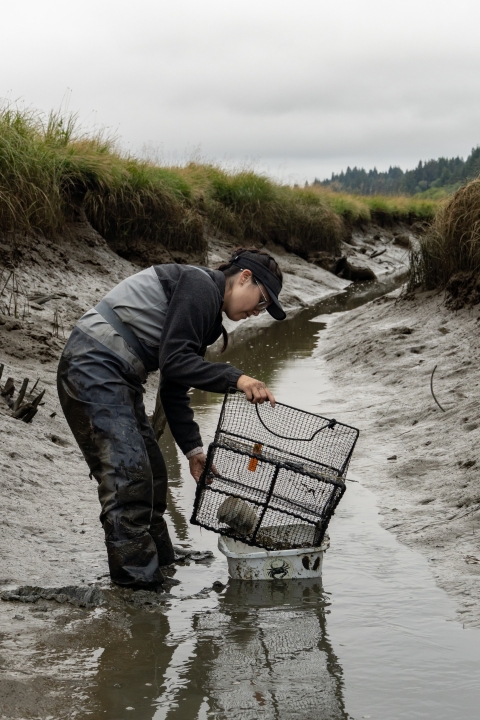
[[3, 0, 480, 182]]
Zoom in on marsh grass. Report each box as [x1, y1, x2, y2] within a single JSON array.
[[409, 178, 480, 290], [0, 105, 441, 262], [0, 106, 206, 254], [307, 186, 439, 226]]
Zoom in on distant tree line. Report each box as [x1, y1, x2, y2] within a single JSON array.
[[315, 147, 480, 195]]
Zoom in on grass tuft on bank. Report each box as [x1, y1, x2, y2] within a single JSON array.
[[0, 105, 442, 262], [409, 178, 480, 292]]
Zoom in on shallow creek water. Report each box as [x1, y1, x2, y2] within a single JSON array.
[[81, 280, 479, 718]]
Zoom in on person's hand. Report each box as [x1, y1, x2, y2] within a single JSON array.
[[189, 452, 207, 483], [236, 375, 275, 407]]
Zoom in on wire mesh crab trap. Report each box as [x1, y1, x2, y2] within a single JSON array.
[[191, 393, 359, 551]]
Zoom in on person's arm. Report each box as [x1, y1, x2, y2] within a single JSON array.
[[159, 376, 202, 456], [158, 270, 275, 467]]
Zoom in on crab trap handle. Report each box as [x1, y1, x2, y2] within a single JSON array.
[[255, 404, 337, 442]]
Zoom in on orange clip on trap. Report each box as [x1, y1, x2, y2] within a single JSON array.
[[248, 443, 263, 471]]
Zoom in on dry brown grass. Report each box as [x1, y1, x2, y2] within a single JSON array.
[[410, 179, 480, 290]]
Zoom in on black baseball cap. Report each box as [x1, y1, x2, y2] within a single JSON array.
[[230, 251, 286, 320]]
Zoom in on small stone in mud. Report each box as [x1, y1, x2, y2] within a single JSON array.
[[212, 581, 226, 591], [13, 614, 24, 620], [387, 455, 397, 460]]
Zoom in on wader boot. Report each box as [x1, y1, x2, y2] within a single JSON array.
[[57, 328, 175, 589]]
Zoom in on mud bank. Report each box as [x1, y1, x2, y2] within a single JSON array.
[[319, 289, 480, 627], [0, 220, 412, 717], [0, 220, 408, 589]]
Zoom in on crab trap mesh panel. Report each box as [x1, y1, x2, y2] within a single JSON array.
[[191, 393, 359, 551]]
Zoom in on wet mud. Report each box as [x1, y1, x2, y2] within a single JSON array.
[[2, 269, 480, 718]]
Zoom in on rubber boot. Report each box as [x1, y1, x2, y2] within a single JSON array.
[[150, 517, 176, 566], [105, 533, 165, 589]]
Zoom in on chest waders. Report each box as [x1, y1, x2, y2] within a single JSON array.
[[57, 327, 174, 589]]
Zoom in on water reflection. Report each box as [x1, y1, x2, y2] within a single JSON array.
[[190, 580, 349, 720], [161, 426, 191, 543], [88, 580, 349, 720]]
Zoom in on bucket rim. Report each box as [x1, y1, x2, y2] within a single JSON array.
[[218, 534, 329, 560]]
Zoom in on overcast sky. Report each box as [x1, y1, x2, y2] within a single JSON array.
[[3, 0, 480, 183]]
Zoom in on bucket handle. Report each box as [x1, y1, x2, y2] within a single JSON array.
[[255, 405, 336, 441]]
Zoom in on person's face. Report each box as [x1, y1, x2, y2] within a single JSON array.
[[223, 269, 271, 322]]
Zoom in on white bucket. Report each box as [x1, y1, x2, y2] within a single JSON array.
[[218, 531, 330, 581]]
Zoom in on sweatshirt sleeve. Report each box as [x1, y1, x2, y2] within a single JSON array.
[[159, 377, 202, 456], [158, 270, 243, 454], [158, 271, 243, 392]]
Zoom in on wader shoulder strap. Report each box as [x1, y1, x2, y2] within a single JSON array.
[[95, 299, 150, 370]]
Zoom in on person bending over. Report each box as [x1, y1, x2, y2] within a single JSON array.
[[57, 248, 285, 589]]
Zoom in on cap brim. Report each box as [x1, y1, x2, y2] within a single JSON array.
[[266, 292, 287, 321]]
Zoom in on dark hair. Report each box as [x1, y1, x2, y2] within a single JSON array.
[[218, 247, 283, 352]]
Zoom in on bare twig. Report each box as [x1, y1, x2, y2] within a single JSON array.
[[0, 271, 13, 297], [27, 378, 39, 397], [430, 365, 446, 412], [370, 248, 387, 259]]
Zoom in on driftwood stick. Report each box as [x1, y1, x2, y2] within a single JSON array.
[[31, 388, 46, 409], [22, 407, 38, 423], [12, 389, 45, 420], [13, 403, 37, 423], [27, 378, 39, 397], [12, 377, 29, 412], [1, 377, 15, 397], [12, 403, 31, 419], [430, 365, 446, 413]]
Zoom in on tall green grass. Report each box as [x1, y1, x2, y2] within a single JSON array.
[[409, 178, 480, 290], [0, 107, 205, 255], [0, 105, 442, 263]]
